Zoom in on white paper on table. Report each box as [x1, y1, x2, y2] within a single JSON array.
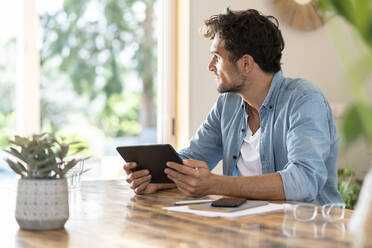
[[163, 203, 284, 218]]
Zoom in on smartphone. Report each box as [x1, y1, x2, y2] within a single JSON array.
[[211, 197, 247, 208]]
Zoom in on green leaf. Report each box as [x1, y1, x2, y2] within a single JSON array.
[[337, 165, 363, 209], [341, 104, 363, 149], [5, 159, 27, 176], [62, 159, 78, 173], [80, 168, 91, 175], [36, 164, 54, 174], [3, 147, 27, 164], [12, 135, 30, 147], [67, 141, 80, 145], [355, 101, 372, 143], [69, 146, 88, 156], [58, 144, 69, 159], [343, 164, 353, 176], [339, 178, 351, 192], [36, 156, 57, 168]]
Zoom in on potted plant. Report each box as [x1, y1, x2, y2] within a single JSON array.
[[4, 133, 88, 230], [317, 0, 372, 245]]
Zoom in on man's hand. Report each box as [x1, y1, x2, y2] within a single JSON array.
[[164, 159, 285, 200], [164, 159, 214, 197], [123, 162, 173, 195]]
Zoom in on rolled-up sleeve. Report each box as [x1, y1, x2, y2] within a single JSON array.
[[279, 93, 331, 202]]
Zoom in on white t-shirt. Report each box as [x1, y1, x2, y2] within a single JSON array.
[[237, 126, 262, 176]]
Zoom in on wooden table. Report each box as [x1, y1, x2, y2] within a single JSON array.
[[0, 180, 359, 248]]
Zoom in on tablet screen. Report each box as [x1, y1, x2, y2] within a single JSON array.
[[117, 144, 182, 183]]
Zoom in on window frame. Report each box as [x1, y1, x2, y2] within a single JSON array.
[[16, 0, 40, 137]]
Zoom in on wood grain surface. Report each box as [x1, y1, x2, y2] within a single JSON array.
[[0, 180, 361, 248]]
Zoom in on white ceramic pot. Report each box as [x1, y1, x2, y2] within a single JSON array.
[[15, 178, 69, 230]]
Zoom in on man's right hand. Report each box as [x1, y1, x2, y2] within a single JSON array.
[[123, 162, 174, 194]]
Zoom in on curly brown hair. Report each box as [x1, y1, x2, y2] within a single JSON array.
[[203, 8, 284, 73]]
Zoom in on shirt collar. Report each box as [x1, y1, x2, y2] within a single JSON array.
[[240, 70, 284, 111], [261, 70, 284, 110]]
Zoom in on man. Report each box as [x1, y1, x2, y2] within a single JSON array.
[[124, 9, 343, 204]]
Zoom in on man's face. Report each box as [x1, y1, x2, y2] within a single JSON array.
[[208, 35, 246, 93]]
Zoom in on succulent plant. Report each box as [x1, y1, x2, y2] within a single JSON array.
[[3, 133, 88, 179]]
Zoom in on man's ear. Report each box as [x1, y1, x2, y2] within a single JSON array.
[[239, 54, 254, 74]]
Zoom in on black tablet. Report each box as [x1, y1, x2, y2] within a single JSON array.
[[116, 144, 182, 183]]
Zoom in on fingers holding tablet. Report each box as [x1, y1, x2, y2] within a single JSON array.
[[134, 181, 151, 194], [165, 161, 198, 177], [124, 163, 149, 182], [123, 162, 152, 194], [130, 174, 152, 189], [123, 162, 137, 175]]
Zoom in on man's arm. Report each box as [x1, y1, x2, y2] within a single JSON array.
[[165, 159, 285, 199], [211, 173, 285, 200], [279, 93, 333, 202], [178, 94, 226, 170]]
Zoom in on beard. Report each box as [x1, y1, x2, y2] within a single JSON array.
[[216, 74, 247, 94]]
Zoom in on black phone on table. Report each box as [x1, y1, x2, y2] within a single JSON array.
[[211, 197, 247, 207]]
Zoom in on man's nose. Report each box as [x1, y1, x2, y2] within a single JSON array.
[[208, 58, 216, 72]]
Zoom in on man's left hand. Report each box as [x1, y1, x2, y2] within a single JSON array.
[[164, 159, 214, 197]]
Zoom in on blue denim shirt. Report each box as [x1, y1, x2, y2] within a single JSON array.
[[179, 70, 343, 204]]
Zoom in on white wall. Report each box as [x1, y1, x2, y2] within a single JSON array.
[[185, 0, 371, 177]]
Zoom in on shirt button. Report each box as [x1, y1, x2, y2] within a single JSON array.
[[241, 129, 245, 132], [233, 155, 237, 159], [269, 105, 273, 110]]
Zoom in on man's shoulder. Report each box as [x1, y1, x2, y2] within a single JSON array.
[[278, 76, 333, 118], [281, 76, 324, 100]]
